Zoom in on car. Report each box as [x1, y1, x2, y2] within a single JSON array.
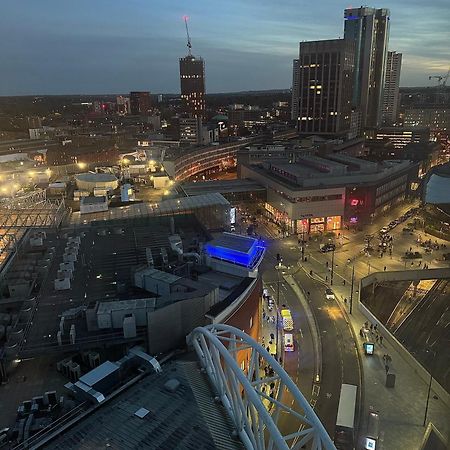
[[284, 333, 294, 352], [403, 227, 414, 233], [379, 227, 389, 234], [320, 243, 336, 253], [325, 288, 335, 300]]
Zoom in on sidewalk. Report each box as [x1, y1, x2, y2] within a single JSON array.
[[299, 261, 450, 449]]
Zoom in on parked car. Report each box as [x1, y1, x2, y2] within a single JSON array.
[[379, 227, 389, 235], [320, 243, 336, 253]]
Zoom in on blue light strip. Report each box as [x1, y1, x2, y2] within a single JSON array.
[[205, 241, 266, 268]]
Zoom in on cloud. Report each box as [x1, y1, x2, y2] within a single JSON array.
[[0, 0, 447, 94]]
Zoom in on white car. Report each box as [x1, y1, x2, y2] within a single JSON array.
[[379, 227, 389, 234], [325, 288, 335, 300]]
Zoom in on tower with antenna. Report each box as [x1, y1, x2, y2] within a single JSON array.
[[179, 15, 206, 121]]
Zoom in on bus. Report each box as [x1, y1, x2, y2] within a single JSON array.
[[334, 383, 357, 450], [281, 309, 293, 331]]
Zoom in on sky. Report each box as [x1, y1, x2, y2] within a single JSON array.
[[0, 0, 448, 95]]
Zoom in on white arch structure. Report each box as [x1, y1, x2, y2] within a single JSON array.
[[189, 324, 336, 450]]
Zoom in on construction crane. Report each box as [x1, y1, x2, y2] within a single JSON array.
[[183, 15, 192, 56], [429, 68, 450, 87]]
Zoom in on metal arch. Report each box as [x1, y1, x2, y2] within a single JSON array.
[[189, 324, 336, 450]]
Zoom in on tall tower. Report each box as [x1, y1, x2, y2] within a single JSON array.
[[382, 51, 402, 125], [179, 16, 206, 119], [296, 39, 354, 137], [291, 59, 300, 121], [344, 7, 390, 129]]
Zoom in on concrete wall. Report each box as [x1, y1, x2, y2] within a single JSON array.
[[358, 268, 450, 406], [146, 292, 215, 354]]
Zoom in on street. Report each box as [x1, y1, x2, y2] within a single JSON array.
[[252, 199, 450, 444]]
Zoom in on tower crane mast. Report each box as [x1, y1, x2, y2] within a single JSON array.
[[183, 15, 192, 56]]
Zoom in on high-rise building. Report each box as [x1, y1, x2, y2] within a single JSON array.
[[179, 55, 206, 118], [291, 59, 299, 121], [344, 7, 390, 129], [129, 91, 151, 115], [116, 96, 131, 115], [295, 39, 354, 136], [382, 51, 402, 125]]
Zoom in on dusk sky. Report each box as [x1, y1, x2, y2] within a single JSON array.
[[0, 0, 448, 95]]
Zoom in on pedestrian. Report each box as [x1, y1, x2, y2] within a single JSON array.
[[374, 324, 378, 332], [380, 335, 383, 345], [370, 324, 374, 332], [262, 336, 265, 346], [409, 246, 412, 252], [344, 297, 348, 304], [325, 275, 328, 282], [364, 321, 369, 329], [360, 328, 364, 337], [384, 266, 386, 271], [263, 311, 266, 319], [343, 280, 346, 286], [376, 334, 379, 343], [385, 364, 389, 374]]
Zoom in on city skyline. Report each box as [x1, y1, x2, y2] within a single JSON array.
[[0, 0, 448, 96]]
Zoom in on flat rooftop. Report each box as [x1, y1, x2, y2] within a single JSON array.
[[70, 192, 229, 226], [181, 179, 265, 196], [20, 214, 210, 357], [244, 156, 416, 189], [43, 359, 244, 450]]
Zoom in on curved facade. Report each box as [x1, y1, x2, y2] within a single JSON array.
[[75, 173, 119, 191]]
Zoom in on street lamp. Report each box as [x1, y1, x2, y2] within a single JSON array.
[[423, 348, 437, 427], [330, 247, 335, 285], [349, 263, 355, 315]]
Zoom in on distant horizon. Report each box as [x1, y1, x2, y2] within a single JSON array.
[[0, 85, 445, 100], [0, 1, 448, 96]]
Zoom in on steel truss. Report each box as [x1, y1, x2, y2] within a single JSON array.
[[190, 325, 336, 450], [0, 190, 65, 262]]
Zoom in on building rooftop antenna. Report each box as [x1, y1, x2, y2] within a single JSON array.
[[183, 15, 192, 56]]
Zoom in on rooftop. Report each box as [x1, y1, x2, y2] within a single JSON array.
[[44, 359, 244, 450], [181, 179, 266, 196]]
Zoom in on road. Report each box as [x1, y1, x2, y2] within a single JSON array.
[[261, 236, 360, 440], [253, 199, 450, 442]]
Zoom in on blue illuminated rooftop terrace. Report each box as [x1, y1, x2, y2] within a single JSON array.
[[205, 233, 265, 269]]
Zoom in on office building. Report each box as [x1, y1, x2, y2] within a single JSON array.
[[240, 154, 418, 231], [129, 91, 151, 115], [291, 59, 300, 121], [116, 96, 131, 115], [403, 107, 449, 131], [295, 39, 354, 137], [344, 7, 390, 129], [382, 51, 402, 125], [179, 55, 206, 118], [373, 126, 430, 149]]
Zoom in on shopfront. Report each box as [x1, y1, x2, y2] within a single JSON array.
[[296, 215, 342, 233]]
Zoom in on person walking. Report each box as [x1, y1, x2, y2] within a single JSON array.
[[370, 324, 374, 333], [380, 335, 383, 345], [384, 266, 387, 271]]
